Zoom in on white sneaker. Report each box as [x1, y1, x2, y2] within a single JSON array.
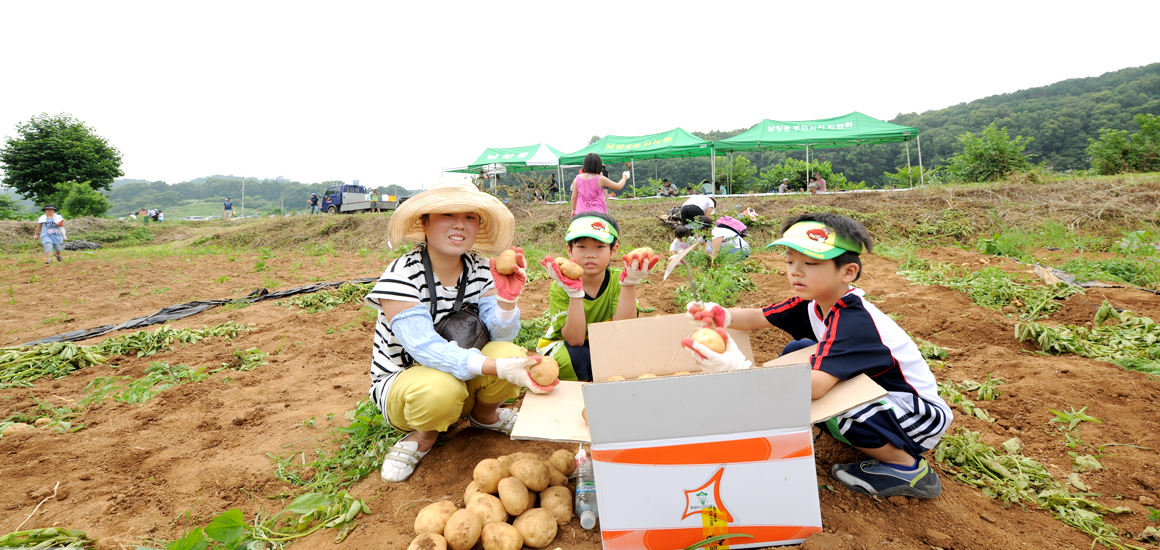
[[469, 408, 518, 435], [380, 438, 430, 483]]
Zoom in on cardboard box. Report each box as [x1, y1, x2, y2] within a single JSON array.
[[511, 315, 886, 549]]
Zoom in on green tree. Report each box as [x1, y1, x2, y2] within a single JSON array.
[[715, 155, 757, 192], [758, 158, 851, 191], [55, 181, 111, 218], [1087, 113, 1160, 175], [0, 193, 25, 220], [944, 124, 1035, 182], [0, 113, 124, 204]]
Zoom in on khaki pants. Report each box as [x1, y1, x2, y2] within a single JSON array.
[[384, 341, 525, 433]]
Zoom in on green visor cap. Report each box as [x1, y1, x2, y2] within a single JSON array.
[[768, 221, 863, 259], [565, 216, 618, 244]]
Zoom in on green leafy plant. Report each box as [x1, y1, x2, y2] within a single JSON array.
[[1016, 302, 1160, 376], [936, 429, 1139, 549], [1059, 258, 1160, 288], [277, 282, 372, 313], [515, 309, 555, 350], [1087, 113, 1160, 175], [944, 123, 1037, 182], [0, 342, 109, 389], [0, 528, 94, 549], [903, 265, 1083, 320]]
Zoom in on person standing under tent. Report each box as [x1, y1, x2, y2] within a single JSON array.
[[547, 173, 559, 202], [223, 198, 234, 220], [571, 153, 628, 215], [34, 205, 66, 265]]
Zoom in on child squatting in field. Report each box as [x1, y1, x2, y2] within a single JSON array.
[[684, 212, 954, 499], [536, 212, 659, 381]]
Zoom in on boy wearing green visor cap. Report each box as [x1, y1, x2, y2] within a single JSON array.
[[684, 213, 953, 500], [538, 211, 658, 381]]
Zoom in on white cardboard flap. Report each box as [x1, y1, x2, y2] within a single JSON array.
[[588, 315, 752, 382], [761, 346, 889, 423], [583, 366, 811, 446], [510, 381, 590, 444]]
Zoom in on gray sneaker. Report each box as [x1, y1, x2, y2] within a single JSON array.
[[832, 457, 942, 499]]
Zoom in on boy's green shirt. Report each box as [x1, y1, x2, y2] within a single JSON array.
[[537, 268, 623, 350]]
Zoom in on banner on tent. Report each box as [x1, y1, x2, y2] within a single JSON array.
[[605, 136, 676, 150], [769, 122, 855, 132]]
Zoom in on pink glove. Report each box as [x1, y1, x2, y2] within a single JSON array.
[[619, 249, 660, 286], [681, 328, 752, 373], [496, 355, 559, 394], [686, 301, 732, 329], [489, 247, 527, 303], [542, 256, 584, 299]]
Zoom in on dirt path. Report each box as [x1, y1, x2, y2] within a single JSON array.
[[2, 246, 1159, 550]]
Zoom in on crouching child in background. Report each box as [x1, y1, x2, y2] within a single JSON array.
[[537, 212, 659, 381], [682, 212, 953, 499]]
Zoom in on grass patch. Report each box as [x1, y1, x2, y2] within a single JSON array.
[[1059, 258, 1160, 288], [672, 251, 759, 309], [515, 309, 555, 350]]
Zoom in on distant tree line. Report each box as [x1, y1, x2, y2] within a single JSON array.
[[107, 177, 417, 216]]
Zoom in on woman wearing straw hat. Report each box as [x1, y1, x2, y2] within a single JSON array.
[[367, 181, 557, 483], [34, 205, 66, 265]]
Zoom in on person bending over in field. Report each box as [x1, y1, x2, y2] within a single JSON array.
[[536, 212, 658, 382], [366, 181, 556, 483], [683, 212, 953, 500]]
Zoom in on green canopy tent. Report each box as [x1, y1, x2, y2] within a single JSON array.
[[713, 112, 925, 186], [445, 143, 566, 174], [558, 128, 717, 196]]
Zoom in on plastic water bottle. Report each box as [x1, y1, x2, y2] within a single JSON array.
[[574, 447, 598, 529]]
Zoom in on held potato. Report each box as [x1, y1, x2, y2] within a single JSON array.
[[443, 509, 482, 550], [554, 257, 583, 279], [529, 356, 560, 386], [467, 493, 508, 526], [407, 533, 448, 550], [480, 522, 523, 550], [512, 508, 558, 549], [473, 458, 509, 494], [497, 476, 530, 516], [495, 249, 519, 275], [691, 327, 726, 353], [626, 247, 655, 262], [539, 486, 573, 526], [510, 458, 551, 492], [549, 449, 576, 477], [414, 500, 458, 535]]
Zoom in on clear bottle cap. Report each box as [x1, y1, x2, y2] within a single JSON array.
[[580, 510, 597, 530]]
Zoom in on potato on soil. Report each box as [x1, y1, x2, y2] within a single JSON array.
[[408, 532, 448, 550], [510, 458, 551, 492], [548, 449, 576, 477], [480, 521, 523, 550], [2, 423, 32, 436], [473, 458, 509, 493], [467, 493, 508, 526], [545, 462, 568, 487], [497, 476, 530, 516], [691, 327, 726, 353], [539, 486, 573, 526], [508, 451, 540, 463], [463, 481, 482, 505], [512, 508, 558, 548], [495, 249, 519, 275], [530, 356, 560, 386], [415, 501, 459, 535], [443, 509, 482, 550]]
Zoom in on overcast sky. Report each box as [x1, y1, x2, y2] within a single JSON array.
[[1, 1, 1156, 191]]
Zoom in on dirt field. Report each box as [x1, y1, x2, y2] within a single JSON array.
[[3, 184, 1160, 550]]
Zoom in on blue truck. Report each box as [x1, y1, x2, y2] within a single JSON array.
[[319, 183, 398, 214]]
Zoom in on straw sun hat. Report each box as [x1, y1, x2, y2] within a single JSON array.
[[388, 181, 514, 255]]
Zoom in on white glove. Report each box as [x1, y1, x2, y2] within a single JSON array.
[[682, 329, 752, 373], [543, 256, 585, 299], [495, 356, 557, 394], [685, 301, 732, 329]]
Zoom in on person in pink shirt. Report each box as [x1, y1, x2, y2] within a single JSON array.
[[571, 153, 628, 215], [808, 173, 828, 193]]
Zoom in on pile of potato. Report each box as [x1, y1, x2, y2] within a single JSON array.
[[408, 449, 578, 550]]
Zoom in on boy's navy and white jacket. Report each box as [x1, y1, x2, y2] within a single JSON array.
[[762, 287, 953, 451]]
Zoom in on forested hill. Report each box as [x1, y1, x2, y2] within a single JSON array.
[[892, 62, 1160, 171], [675, 62, 1160, 188]]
